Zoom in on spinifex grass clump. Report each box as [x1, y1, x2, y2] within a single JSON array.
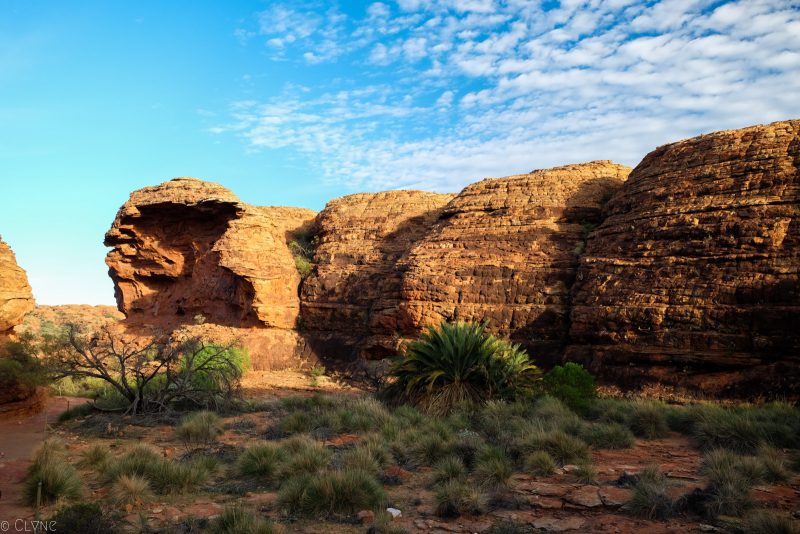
[[625, 465, 674, 520], [104, 444, 210, 495], [23, 440, 83, 506], [380, 321, 540, 415], [209, 506, 278, 534], [176, 410, 224, 449], [277, 468, 386, 518], [237, 442, 287, 482]]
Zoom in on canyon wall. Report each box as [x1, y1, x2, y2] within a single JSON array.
[[566, 120, 800, 396], [104, 120, 799, 396], [397, 161, 629, 364]]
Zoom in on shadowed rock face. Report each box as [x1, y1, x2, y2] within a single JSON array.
[[300, 190, 455, 359], [397, 161, 631, 362], [105, 178, 316, 330], [0, 237, 34, 338], [566, 120, 800, 396]]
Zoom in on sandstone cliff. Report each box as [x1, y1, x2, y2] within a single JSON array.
[[0, 236, 34, 339], [397, 161, 630, 362], [300, 190, 454, 359], [567, 120, 800, 396], [104, 178, 316, 369]]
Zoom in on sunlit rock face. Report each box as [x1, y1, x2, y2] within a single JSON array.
[[566, 120, 800, 396], [105, 177, 315, 330], [396, 161, 630, 364], [0, 236, 34, 338]]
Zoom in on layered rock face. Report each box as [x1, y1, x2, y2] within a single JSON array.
[[397, 162, 630, 362], [0, 237, 34, 339], [105, 178, 316, 369], [567, 120, 800, 396], [300, 191, 454, 359], [105, 178, 315, 330], [0, 236, 36, 409]]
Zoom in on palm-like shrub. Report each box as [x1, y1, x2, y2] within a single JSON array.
[[380, 322, 540, 415]]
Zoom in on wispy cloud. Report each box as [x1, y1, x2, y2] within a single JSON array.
[[220, 0, 800, 192]]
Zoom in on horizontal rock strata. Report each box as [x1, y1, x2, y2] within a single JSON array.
[[398, 161, 630, 362], [566, 120, 800, 396], [0, 236, 34, 338], [300, 191, 454, 359]]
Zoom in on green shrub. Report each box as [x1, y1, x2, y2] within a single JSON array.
[[524, 451, 557, 476], [434, 479, 486, 518], [209, 506, 277, 534], [625, 465, 673, 519], [277, 469, 386, 517], [23, 442, 83, 506], [48, 503, 117, 532], [238, 443, 287, 481], [583, 422, 635, 449], [0, 340, 49, 391], [175, 410, 224, 448], [628, 401, 670, 439], [380, 322, 540, 415], [541, 362, 596, 413], [109, 474, 153, 506], [294, 256, 313, 278]]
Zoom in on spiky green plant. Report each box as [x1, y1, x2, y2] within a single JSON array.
[[380, 322, 540, 415]]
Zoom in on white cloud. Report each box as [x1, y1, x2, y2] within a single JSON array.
[[219, 0, 800, 192]]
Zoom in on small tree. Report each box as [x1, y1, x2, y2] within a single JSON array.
[[47, 325, 246, 414]]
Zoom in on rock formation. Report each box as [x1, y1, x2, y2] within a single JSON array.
[[567, 120, 800, 396], [105, 178, 315, 329], [0, 236, 34, 339], [300, 191, 454, 359], [397, 162, 630, 362], [105, 178, 316, 369]]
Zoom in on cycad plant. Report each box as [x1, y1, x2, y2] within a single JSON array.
[[380, 322, 540, 415]]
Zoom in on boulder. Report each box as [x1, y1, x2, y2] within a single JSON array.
[[567, 120, 800, 396], [398, 161, 630, 362]]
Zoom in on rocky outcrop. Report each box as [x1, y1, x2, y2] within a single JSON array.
[[397, 162, 630, 362], [105, 178, 315, 330], [566, 120, 800, 396], [0, 236, 34, 339], [300, 191, 454, 359], [104, 178, 316, 369]]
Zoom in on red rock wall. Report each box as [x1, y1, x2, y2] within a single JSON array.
[[300, 191, 454, 359], [566, 120, 800, 396], [398, 162, 630, 362], [0, 236, 34, 338]]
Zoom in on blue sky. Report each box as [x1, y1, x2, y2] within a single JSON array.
[[1, 0, 798, 305]]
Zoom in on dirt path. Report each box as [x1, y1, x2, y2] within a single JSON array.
[[0, 396, 88, 521]]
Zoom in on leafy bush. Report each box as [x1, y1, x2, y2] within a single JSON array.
[[209, 506, 278, 534], [23, 440, 82, 506], [380, 322, 540, 415], [176, 410, 224, 448], [541, 362, 596, 413], [277, 469, 386, 517], [0, 340, 49, 395], [434, 479, 486, 517], [625, 465, 673, 519], [48, 503, 118, 532]]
